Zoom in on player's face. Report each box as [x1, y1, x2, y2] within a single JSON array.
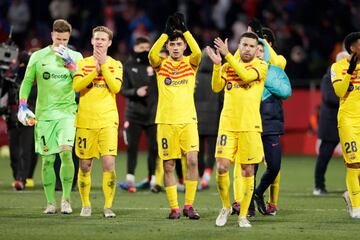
[[134, 42, 150, 53], [256, 44, 264, 60], [91, 31, 112, 53], [51, 31, 71, 47], [239, 37, 258, 63], [166, 38, 187, 61]]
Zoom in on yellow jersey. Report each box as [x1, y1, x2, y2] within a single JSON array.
[[148, 32, 202, 124], [73, 56, 123, 128], [331, 58, 360, 127], [212, 53, 268, 132]]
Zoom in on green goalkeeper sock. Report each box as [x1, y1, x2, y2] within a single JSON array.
[[41, 154, 56, 204], [59, 150, 74, 201]]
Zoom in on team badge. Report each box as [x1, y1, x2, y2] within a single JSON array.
[[43, 146, 49, 152], [226, 81, 232, 90]]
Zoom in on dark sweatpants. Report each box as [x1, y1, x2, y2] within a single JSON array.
[[314, 140, 339, 190], [125, 121, 157, 178]]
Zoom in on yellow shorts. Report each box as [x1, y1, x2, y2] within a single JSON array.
[[215, 130, 264, 164], [339, 126, 360, 164], [75, 126, 118, 159], [157, 123, 199, 160]]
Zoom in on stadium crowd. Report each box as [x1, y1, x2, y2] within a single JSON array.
[[1, 0, 360, 84]]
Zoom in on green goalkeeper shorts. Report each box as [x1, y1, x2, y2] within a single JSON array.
[[35, 118, 75, 155]]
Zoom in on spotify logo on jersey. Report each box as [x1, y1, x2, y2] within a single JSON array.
[[43, 72, 50, 80], [164, 77, 172, 86]]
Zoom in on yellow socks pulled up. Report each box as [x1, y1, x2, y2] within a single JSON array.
[[165, 185, 179, 209], [346, 167, 360, 208], [78, 169, 91, 207], [269, 172, 280, 205], [103, 171, 116, 209], [239, 176, 254, 218], [184, 180, 198, 206], [216, 172, 231, 208]]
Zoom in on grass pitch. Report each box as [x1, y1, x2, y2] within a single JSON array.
[[0, 152, 357, 240]]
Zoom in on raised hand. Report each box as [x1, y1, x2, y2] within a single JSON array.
[[206, 46, 222, 65], [94, 48, 107, 65], [164, 16, 178, 35], [54, 44, 76, 71], [214, 38, 229, 56], [248, 18, 263, 38], [347, 53, 358, 75], [173, 12, 188, 32]]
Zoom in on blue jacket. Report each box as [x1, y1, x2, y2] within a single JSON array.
[[260, 39, 292, 135]]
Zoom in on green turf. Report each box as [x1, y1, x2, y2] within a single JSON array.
[[0, 151, 358, 240]]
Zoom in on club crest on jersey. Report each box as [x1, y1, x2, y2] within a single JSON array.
[[226, 81, 232, 90], [348, 83, 354, 92], [164, 77, 172, 85]]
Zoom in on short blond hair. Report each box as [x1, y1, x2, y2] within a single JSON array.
[[92, 26, 113, 40], [53, 19, 72, 33]]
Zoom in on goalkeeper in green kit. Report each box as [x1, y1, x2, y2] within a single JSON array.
[[18, 19, 83, 214]]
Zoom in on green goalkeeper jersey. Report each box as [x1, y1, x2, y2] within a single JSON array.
[[19, 46, 83, 120]]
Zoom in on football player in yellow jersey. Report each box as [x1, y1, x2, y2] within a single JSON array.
[[331, 32, 360, 219], [148, 13, 202, 220], [207, 32, 268, 227], [73, 26, 123, 218]]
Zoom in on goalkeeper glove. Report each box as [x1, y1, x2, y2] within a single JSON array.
[[54, 45, 76, 71], [17, 100, 35, 126], [347, 54, 358, 75], [248, 18, 264, 39], [164, 16, 177, 35], [173, 12, 188, 32]]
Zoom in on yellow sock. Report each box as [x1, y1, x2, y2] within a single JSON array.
[[269, 172, 280, 205], [78, 169, 91, 207], [239, 176, 254, 218], [216, 172, 231, 208], [346, 167, 360, 208], [155, 158, 164, 186], [165, 185, 179, 209], [233, 163, 242, 203], [181, 155, 187, 178], [184, 180, 198, 206], [103, 171, 116, 209]]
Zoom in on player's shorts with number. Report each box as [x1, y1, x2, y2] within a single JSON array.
[[157, 123, 199, 160], [75, 126, 118, 159], [35, 118, 76, 155], [215, 129, 264, 164], [339, 125, 360, 164]]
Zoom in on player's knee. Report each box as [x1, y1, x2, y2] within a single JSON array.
[[241, 164, 255, 177], [41, 155, 55, 168], [216, 164, 228, 174], [186, 155, 198, 170], [164, 160, 175, 173], [80, 161, 92, 172]]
